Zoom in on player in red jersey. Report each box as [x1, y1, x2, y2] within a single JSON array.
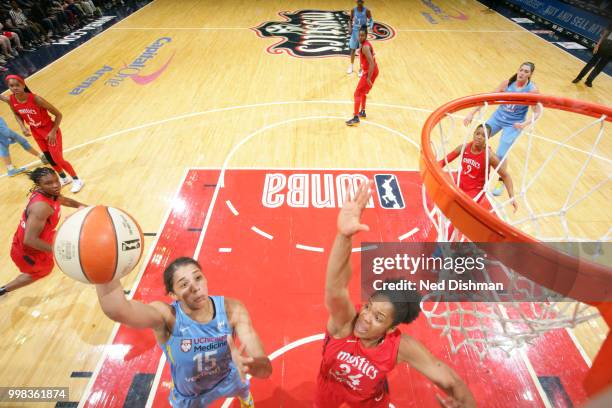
[[317, 181, 476, 407], [346, 25, 379, 126], [0, 167, 85, 297], [440, 124, 517, 212], [0, 74, 84, 193]]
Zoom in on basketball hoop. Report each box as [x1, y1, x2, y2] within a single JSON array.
[[419, 93, 612, 397]]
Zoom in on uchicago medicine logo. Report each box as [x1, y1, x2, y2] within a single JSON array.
[[252, 10, 395, 58]]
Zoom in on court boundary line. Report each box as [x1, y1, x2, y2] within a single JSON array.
[[77, 167, 190, 408], [220, 333, 325, 408], [3, 99, 608, 183], [108, 27, 526, 33], [144, 116, 420, 405], [0, 0, 156, 95]]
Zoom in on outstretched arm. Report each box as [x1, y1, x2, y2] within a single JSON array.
[[226, 298, 272, 379], [58, 195, 86, 209], [95, 279, 169, 334], [439, 145, 462, 167], [398, 334, 476, 407], [366, 9, 373, 29], [326, 181, 372, 336], [464, 80, 509, 126], [514, 85, 541, 129]]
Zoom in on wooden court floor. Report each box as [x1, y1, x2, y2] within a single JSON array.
[[0, 0, 610, 406]]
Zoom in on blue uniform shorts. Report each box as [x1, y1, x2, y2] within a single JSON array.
[[169, 366, 250, 408], [0, 117, 31, 157], [486, 111, 523, 159], [349, 29, 360, 49]]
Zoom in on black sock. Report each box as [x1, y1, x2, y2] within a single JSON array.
[[72, 176, 79, 180], [59, 172, 67, 178]]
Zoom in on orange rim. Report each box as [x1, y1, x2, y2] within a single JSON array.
[[420, 92, 612, 396]]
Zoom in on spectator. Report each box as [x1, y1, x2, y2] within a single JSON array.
[[10, 2, 50, 44], [0, 22, 33, 52], [8, 3, 47, 45], [573, 23, 612, 87], [0, 33, 18, 60], [26, 2, 61, 39]]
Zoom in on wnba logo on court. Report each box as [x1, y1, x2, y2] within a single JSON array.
[[252, 10, 395, 58], [374, 174, 405, 209]]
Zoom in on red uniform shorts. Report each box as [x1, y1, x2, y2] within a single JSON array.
[[31, 126, 63, 153], [355, 67, 379, 96], [10, 245, 54, 280]]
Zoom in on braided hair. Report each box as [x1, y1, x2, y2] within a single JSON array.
[[371, 279, 422, 326], [25, 167, 57, 195]]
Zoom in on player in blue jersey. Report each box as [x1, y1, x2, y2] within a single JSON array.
[[463, 62, 541, 196], [95, 257, 272, 407], [347, 0, 373, 76]]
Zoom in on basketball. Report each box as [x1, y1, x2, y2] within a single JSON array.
[[53, 206, 144, 284]]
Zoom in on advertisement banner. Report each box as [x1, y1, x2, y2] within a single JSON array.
[[504, 0, 609, 43]]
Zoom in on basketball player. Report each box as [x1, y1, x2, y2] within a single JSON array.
[[463, 62, 540, 196], [347, 0, 373, 75], [0, 74, 84, 193], [440, 124, 518, 212], [0, 116, 47, 177], [316, 181, 476, 407], [94, 257, 272, 407], [346, 26, 378, 126], [0, 167, 85, 297]]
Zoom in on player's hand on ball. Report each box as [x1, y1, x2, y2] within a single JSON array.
[[337, 180, 371, 237], [227, 334, 253, 382]]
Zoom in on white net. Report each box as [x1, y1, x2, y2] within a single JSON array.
[[420, 98, 610, 359]]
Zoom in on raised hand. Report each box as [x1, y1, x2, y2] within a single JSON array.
[[337, 180, 372, 237], [227, 334, 253, 383]]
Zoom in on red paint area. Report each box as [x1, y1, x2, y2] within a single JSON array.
[[83, 169, 590, 407]]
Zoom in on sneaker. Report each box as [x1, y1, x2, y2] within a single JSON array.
[[60, 176, 73, 186], [238, 392, 254, 408], [492, 180, 504, 196], [572, 78, 581, 84], [346, 64, 353, 74], [70, 179, 84, 193], [345, 116, 360, 126], [0, 286, 7, 297], [39, 154, 48, 164], [358, 110, 366, 118], [585, 81, 593, 87], [7, 167, 26, 177], [22, 47, 35, 52], [358, 69, 363, 77]]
